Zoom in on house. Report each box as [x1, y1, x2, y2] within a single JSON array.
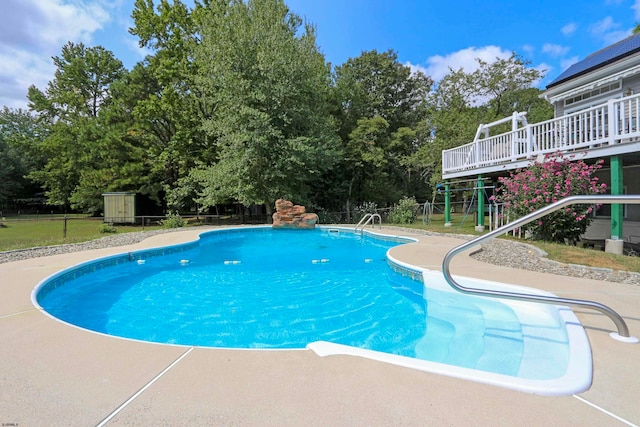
[[441, 32, 640, 253]]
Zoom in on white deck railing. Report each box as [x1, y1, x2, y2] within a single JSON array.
[[442, 93, 640, 175]]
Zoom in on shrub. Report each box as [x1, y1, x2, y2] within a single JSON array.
[[98, 223, 117, 234], [389, 196, 418, 224], [493, 153, 606, 242], [353, 201, 379, 219], [160, 212, 186, 228]]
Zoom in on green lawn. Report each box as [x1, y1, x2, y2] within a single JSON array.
[[0, 217, 162, 251]]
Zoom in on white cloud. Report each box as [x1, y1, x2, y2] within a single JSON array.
[[422, 45, 513, 82], [603, 29, 633, 45], [588, 16, 632, 47], [521, 44, 535, 55], [535, 62, 552, 82], [561, 23, 577, 37], [405, 62, 428, 77], [633, 0, 640, 20], [590, 16, 617, 36], [0, 46, 55, 109], [0, 0, 112, 109], [123, 37, 153, 62], [542, 43, 570, 57]]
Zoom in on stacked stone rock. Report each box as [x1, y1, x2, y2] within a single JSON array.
[[272, 199, 318, 229]]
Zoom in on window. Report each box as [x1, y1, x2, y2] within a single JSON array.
[[564, 82, 622, 107]]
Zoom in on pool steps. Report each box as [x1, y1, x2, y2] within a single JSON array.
[[389, 261, 572, 380]]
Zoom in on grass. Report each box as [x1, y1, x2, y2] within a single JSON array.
[[534, 241, 640, 272], [0, 217, 163, 252]]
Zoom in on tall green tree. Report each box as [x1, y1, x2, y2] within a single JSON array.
[[472, 53, 544, 119], [27, 42, 126, 210], [129, 0, 213, 209], [191, 0, 339, 213], [333, 49, 432, 142], [410, 53, 550, 187], [328, 49, 432, 214], [409, 68, 482, 187], [0, 108, 48, 208], [28, 42, 125, 121]]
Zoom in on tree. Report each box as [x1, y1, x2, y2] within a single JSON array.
[[409, 68, 483, 187], [26, 43, 126, 210], [328, 49, 432, 215], [129, 0, 213, 209], [472, 53, 543, 119], [28, 42, 125, 121], [333, 49, 432, 140], [191, 0, 339, 213], [0, 108, 48, 209], [409, 53, 551, 187], [493, 153, 607, 242]]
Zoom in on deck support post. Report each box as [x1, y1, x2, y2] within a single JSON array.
[[610, 155, 624, 239], [475, 176, 485, 231], [444, 181, 452, 227], [607, 156, 624, 254]]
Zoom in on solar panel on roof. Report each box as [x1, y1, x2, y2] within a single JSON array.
[[547, 32, 640, 88]]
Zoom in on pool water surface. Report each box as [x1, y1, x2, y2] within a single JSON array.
[[34, 227, 591, 394]]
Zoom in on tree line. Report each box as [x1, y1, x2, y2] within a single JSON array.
[[0, 0, 552, 218]]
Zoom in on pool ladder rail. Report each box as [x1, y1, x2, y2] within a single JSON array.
[[442, 195, 640, 344], [355, 213, 382, 233]]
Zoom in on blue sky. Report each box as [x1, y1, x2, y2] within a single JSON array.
[[2, 0, 640, 109]]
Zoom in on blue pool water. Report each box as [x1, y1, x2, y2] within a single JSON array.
[[35, 227, 573, 381]]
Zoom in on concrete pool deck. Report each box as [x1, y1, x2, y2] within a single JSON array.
[[1, 226, 638, 426]]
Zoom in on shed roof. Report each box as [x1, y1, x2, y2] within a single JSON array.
[[546, 32, 640, 88]]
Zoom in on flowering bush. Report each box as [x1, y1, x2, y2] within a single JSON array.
[[353, 201, 379, 218], [493, 153, 607, 242]]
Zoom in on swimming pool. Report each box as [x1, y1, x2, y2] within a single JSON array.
[[32, 226, 592, 395]]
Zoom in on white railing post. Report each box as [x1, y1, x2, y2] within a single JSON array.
[[475, 140, 480, 167], [509, 130, 515, 161], [608, 99, 617, 144]]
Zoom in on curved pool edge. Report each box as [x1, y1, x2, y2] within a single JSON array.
[[383, 251, 593, 396], [29, 225, 592, 396], [29, 225, 397, 309]]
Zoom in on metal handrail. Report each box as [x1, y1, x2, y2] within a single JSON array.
[[355, 213, 382, 233], [442, 195, 640, 343], [354, 213, 372, 230]]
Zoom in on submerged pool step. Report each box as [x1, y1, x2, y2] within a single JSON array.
[[513, 306, 571, 380], [413, 317, 455, 362], [414, 296, 486, 367], [471, 298, 524, 377]]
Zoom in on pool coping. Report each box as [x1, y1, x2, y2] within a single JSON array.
[[2, 225, 639, 425]]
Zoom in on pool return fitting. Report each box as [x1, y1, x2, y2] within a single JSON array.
[[442, 195, 640, 344]]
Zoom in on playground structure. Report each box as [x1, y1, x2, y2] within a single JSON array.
[[424, 177, 505, 232]]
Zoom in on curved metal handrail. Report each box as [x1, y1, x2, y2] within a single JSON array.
[[442, 195, 639, 343], [355, 213, 382, 233]]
